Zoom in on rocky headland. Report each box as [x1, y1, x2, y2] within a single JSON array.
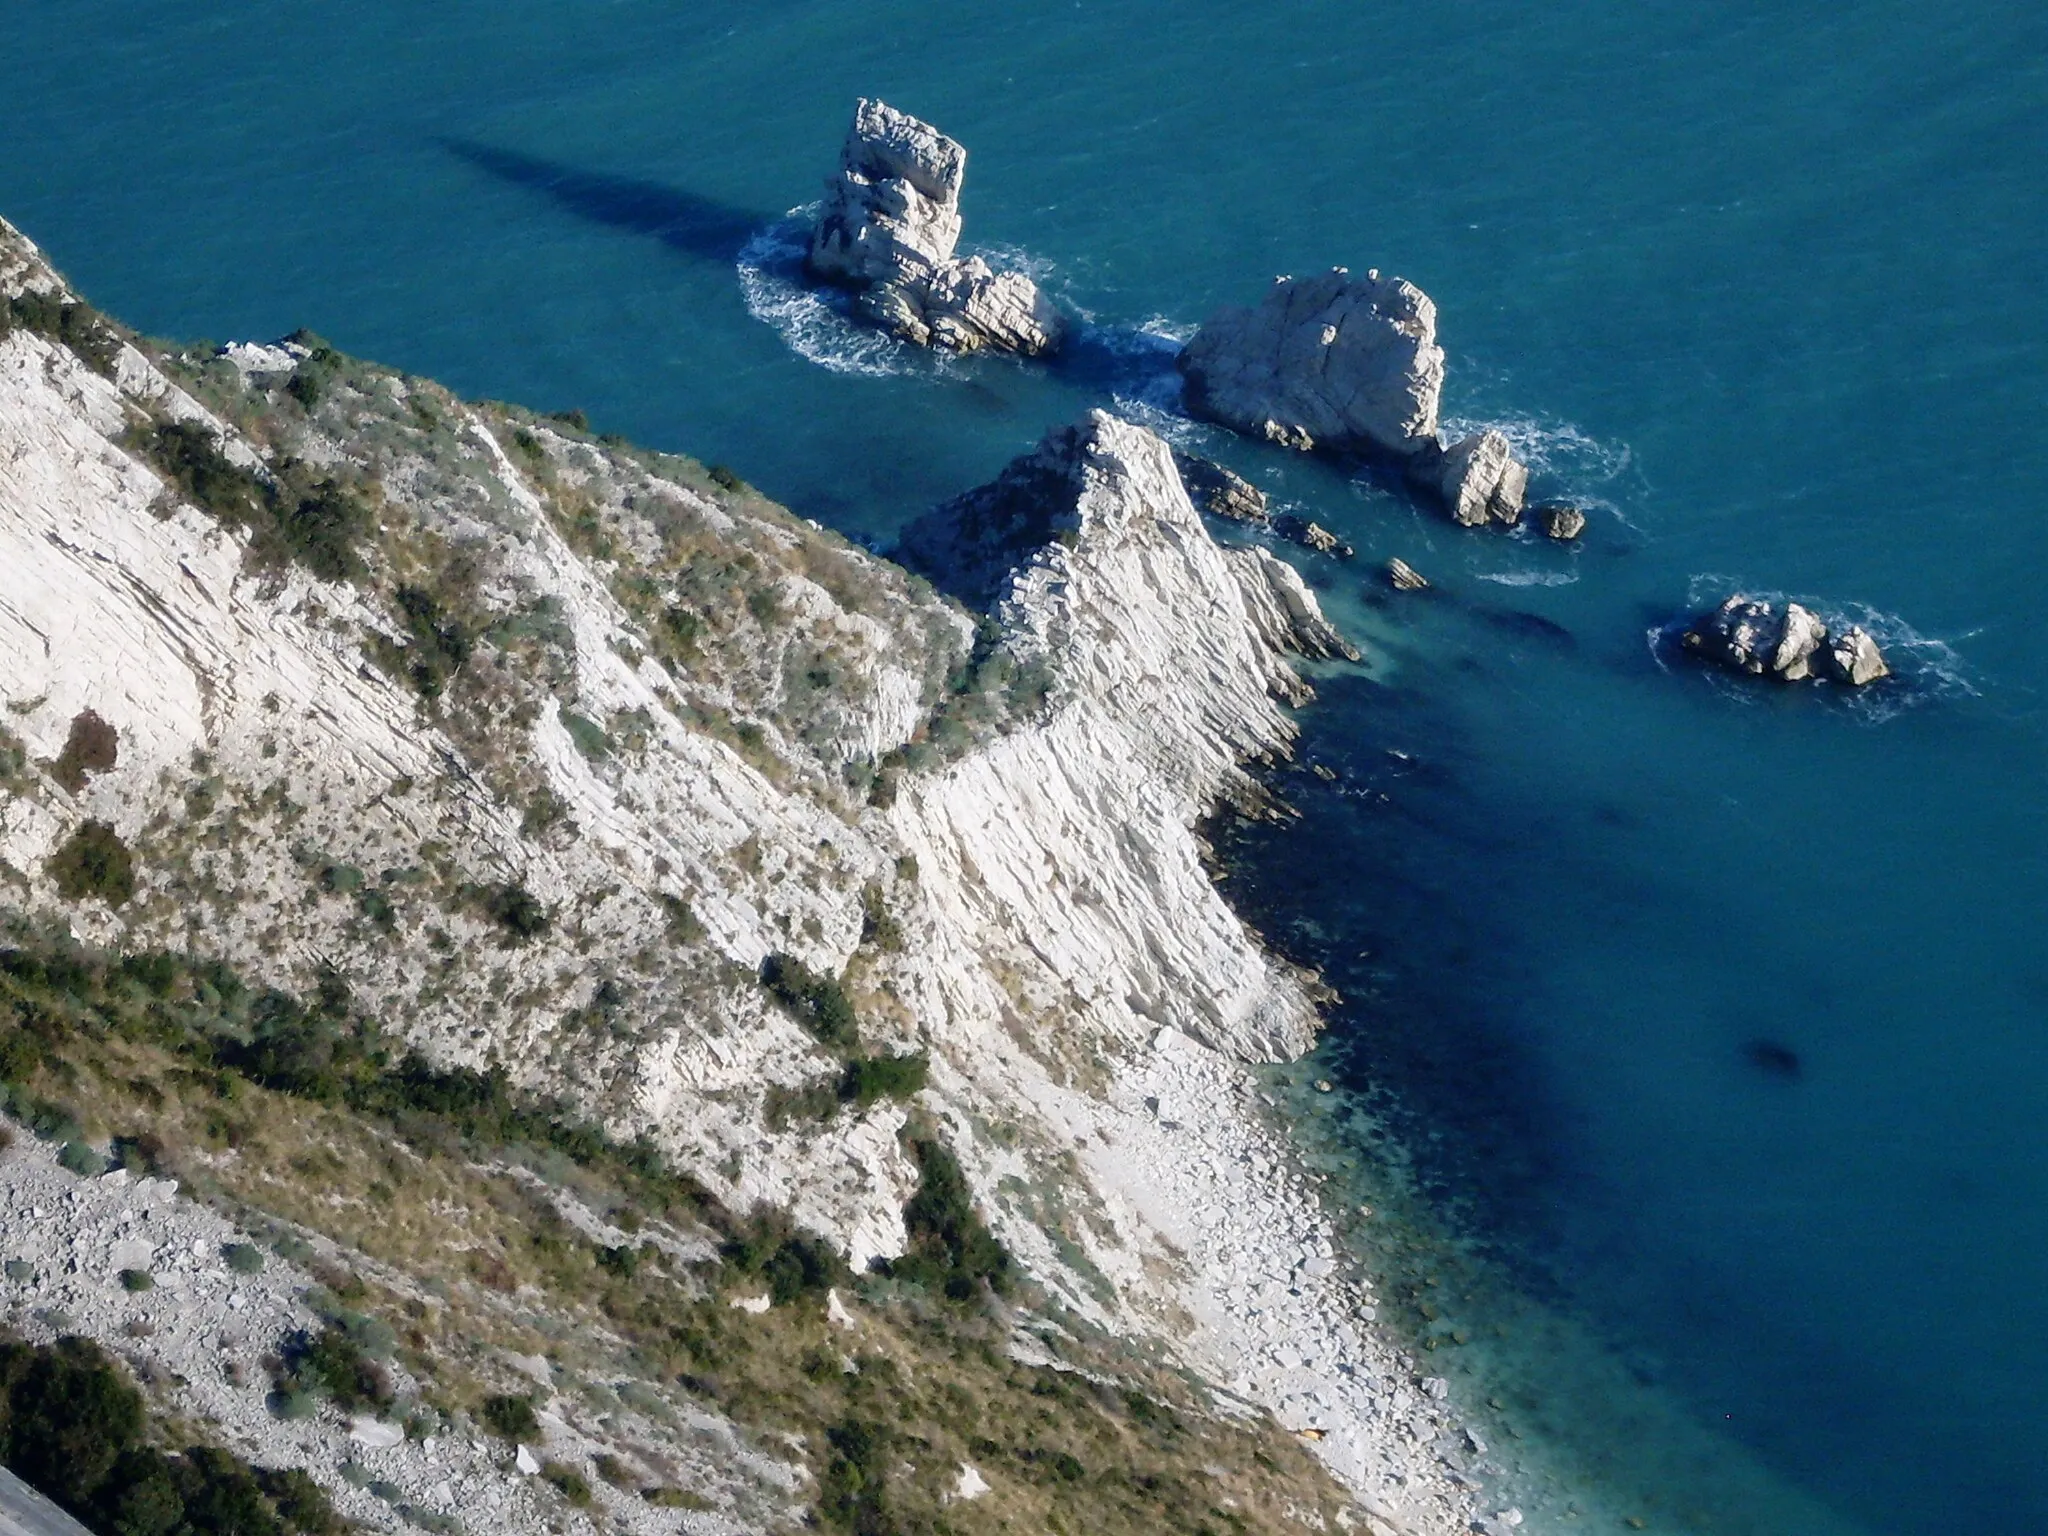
[[0, 215, 1489, 1535], [806, 99, 1065, 357]]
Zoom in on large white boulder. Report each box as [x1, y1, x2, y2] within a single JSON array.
[[1180, 267, 1445, 457]]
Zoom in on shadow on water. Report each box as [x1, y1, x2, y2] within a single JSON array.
[[441, 139, 769, 263]]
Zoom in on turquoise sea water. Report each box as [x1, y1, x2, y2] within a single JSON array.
[[6, 2, 2045, 1530]]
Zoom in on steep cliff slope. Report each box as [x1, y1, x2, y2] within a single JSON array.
[[0, 217, 1476, 1536]]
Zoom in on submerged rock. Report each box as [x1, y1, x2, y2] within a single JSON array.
[[1172, 449, 1270, 524], [1680, 595, 1889, 687], [1180, 267, 1444, 458], [1431, 429, 1527, 529], [1535, 503, 1587, 541], [807, 99, 1065, 357]]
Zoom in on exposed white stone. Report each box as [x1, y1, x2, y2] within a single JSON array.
[[807, 99, 1064, 356], [1436, 429, 1529, 528], [1181, 268, 1444, 456], [953, 1463, 991, 1501]]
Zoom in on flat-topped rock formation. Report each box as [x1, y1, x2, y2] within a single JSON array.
[[807, 99, 1065, 357], [1681, 596, 1890, 686], [1180, 266, 1534, 532]]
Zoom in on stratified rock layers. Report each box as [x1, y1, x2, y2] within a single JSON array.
[[895, 411, 1355, 1064], [808, 99, 1064, 357]]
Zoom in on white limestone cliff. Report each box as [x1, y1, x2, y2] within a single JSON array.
[[0, 214, 1478, 1534]]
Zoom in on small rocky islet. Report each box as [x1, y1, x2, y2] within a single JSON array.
[[803, 97, 1894, 691]]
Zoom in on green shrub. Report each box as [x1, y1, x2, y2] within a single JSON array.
[[379, 585, 473, 700], [542, 1462, 593, 1506], [125, 418, 372, 582], [118, 1269, 154, 1293], [58, 1141, 105, 1178], [48, 710, 118, 794], [760, 954, 858, 1049], [883, 1135, 1014, 1302], [707, 465, 747, 494], [560, 710, 611, 760], [643, 1487, 714, 1510], [131, 420, 270, 527], [837, 1053, 929, 1111], [858, 883, 903, 952], [480, 883, 549, 943], [47, 820, 135, 906], [2, 291, 123, 376], [3, 1262, 32, 1284], [817, 1416, 892, 1533], [273, 482, 371, 582], [0, 1335, 339, 1534], [275, 1324, 393, 1413], [283, 339, 344, 411], [478, 1392, 538, 1441], [721, 1210, 846, 1306], [224, 1244, 266, 1275], [317, 863, 364, 895]]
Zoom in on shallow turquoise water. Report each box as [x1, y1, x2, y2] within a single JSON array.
[[6, 2, 2046, 1530]]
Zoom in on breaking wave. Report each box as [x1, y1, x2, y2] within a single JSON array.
[[734, 207, 920, 378]]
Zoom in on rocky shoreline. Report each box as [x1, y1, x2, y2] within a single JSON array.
[[0, 212, 1497, 1534]]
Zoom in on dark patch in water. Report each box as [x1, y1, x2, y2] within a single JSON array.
[[442, 139, 768, 263], [948, 377, 1013, 417], [1743, 1039, 1803, 1079], [1474, 606, 1577, 648]]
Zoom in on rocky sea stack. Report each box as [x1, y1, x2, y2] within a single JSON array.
[[1681, 595, 1890, 686], [1179, 267, 1535, 532], [807, 99, 1066, 357]]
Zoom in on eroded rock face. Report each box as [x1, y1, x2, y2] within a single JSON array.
[[807, 99, 1065, 357], [1826, 625, 1890, 686], [1172, 449, 1269, 525], [1180, 268, 1445, 457], [1536, 503, 1587, 541], [1433, 429, 1528, 528], [1680, 596, 1889, 687]]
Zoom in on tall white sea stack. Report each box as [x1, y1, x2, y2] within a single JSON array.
[[806, 98, 1066, 357]]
